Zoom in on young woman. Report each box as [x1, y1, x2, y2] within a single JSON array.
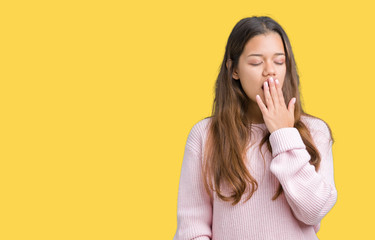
[[173, 16, 337, 240]]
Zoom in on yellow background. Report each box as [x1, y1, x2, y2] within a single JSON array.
[[1, 0, 374, 239]]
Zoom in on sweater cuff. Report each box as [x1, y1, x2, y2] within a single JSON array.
[[269, 127, 306, 157]]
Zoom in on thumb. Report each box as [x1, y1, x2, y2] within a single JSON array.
[[288, 97, 296, 113]]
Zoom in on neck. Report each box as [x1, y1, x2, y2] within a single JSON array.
[[247, 100, 264, 124]]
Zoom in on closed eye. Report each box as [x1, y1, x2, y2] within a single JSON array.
[[250, 62, 284, 66]]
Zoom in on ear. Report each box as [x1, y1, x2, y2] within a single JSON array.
[[226, 59, 240, 80]]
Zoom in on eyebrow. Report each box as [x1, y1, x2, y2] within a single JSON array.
[[247, 53, 285, 58]]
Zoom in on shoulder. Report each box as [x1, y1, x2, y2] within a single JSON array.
[[300, 114, 334, 143], [185, 117, 212, 153], [190, 117, 212, 134]]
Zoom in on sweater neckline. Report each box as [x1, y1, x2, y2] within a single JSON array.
[[250, 122, 266, 126], [249, 122, 267, 130]]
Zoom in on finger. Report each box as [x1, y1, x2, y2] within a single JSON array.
[[268, 77, 279, 107], [256, 94, 267, 113], [275, 79, 286, 107], [263, 81, 274, 110], [288, 97, 296, 113]]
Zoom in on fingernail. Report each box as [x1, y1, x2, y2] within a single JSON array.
[[264, 82, 268, 87], [269, 77, 274, 82], [275, 79, 279, 85], [293, 98, 296, 104]]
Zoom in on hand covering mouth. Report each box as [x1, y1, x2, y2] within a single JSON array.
[[261, 81, 268, 90], [261, 78, 272, 90]]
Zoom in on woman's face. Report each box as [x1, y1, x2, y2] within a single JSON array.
[[232, 32, 287, 104]]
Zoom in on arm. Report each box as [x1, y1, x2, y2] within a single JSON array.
[[269, 124, 337, 226], [173, 123, 213, 240]]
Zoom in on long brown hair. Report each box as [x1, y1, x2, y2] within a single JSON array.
[[202, 16, 334, 206]]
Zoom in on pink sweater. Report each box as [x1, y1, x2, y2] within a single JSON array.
[[173, 115, 337, 240]]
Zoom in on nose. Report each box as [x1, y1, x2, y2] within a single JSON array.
[[262, 60, 276, 77]]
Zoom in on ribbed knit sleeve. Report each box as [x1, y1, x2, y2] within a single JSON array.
[[173, 120, 213, 240], [269, 122, 337, 226]]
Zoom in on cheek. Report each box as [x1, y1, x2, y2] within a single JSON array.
[[242, 68, 262, 82], [279, 66, 287, 79], [277, 69, 286, 85], [277, 79, 286, 91]]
